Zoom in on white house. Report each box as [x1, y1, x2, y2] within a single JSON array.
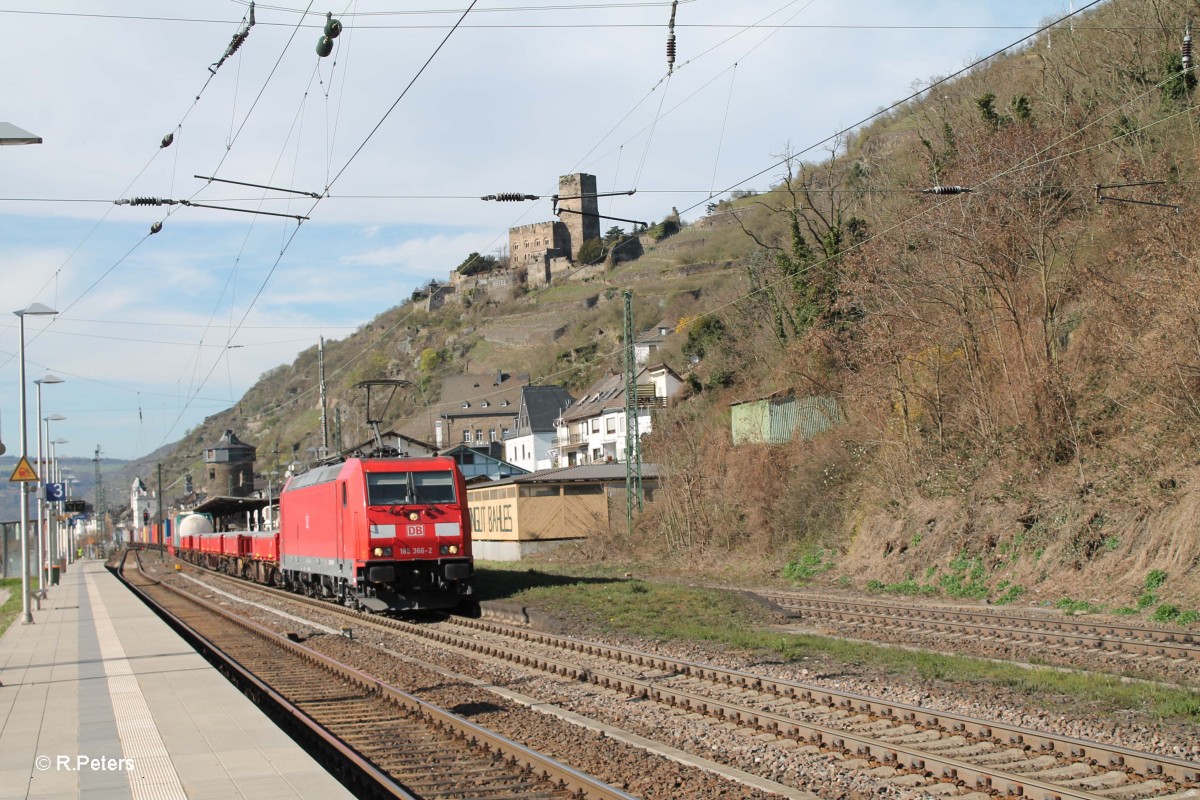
[[554, 363, 684, 466], [634, 318, 676, 366], [502, 385, 575, 472]]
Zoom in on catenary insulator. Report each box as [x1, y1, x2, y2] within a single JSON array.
[[129, 197, 167, 206], [316, 36, 333, 57], [922, 185, 973, 195], [248, 1, 255, 27], [666, 0, 678, 74], [150, 221, 163, 235], [1184, 26, 1193, 73], [226, 30, 248, 58], [324, 12, 342, 39], [484, 193, 537, 202], [161, 132, 174, 149]]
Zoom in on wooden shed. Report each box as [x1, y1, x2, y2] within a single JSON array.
[[467, 464, 659, 561]]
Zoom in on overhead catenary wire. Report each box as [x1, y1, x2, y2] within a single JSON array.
[[0, 2, 306, 374], [156, 0, 482, 446], [0, 0, 1123, 453], [679, 0, 1108, 219], [133, 0, 1152, 450], [3, 6, 1144, 30], [394, 1, 1170, 423]]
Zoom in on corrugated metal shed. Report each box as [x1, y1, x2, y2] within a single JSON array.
[[730, 392, 843, 445]]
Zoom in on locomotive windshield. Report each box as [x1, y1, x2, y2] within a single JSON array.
[[367, 471, 457, 505]]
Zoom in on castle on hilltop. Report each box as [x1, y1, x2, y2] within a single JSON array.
[[510, 173, 600, 268], [420, 172, 647, 311]]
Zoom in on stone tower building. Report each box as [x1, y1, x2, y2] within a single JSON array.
[[507, 173, 600, 267], [556, 173, 600, 259], [204, 429, 256, 498]]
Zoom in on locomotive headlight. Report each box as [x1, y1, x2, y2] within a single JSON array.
[[440, 544, 459, 555], [373, 547, 383, 557], [407, 511, 420, 521], [383, 547, 393, 556]]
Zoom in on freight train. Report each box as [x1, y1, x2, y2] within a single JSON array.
[[175, 455, 474, 612]]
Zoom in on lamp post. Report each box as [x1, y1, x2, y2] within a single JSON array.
[[50, 436, 68, 578], [14, 302, 58, 625], [35, 379, 64, 590], [63, 474, 79, 558]]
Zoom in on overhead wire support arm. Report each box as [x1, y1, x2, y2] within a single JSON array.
[[115, 196, 309, 222], [553, 190, 636, 202], [184, 202, 310, 221], [555, 208, 648, 228], [194, 174, 322, 199], [1094, 180, 1180, 211]]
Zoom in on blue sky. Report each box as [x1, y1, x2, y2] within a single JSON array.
[[0, 0, 1083, 465]]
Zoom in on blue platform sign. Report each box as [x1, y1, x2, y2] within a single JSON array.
[[45, 482, 66, 502]]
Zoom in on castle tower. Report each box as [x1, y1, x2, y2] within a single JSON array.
[[204, 429, 257, 498], [557, 173, 599, 261]]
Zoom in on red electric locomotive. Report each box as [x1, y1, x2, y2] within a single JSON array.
[[278, 455, 472, 612]]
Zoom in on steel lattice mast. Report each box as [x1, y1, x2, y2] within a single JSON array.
[[622, 290, 643, 536]]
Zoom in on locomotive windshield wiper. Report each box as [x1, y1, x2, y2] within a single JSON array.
[[406, 471, 417, 504]]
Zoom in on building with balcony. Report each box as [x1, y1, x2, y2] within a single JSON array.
[[554, 363, 683, 466]]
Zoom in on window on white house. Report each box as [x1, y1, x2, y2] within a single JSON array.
[[606, 417, 617, 434], [590, 419, 600, 433]]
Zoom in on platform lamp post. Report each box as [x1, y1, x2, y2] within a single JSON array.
[[63, 474, 79, 557], [35, 381, 64, 590], [14, 302, 58, 625], [46, 425, 68, 577], [50, 438, 67, 564]]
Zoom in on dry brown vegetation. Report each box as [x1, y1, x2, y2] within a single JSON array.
[[644, 0, 1200, 612], [158, 0, 1199, 616]]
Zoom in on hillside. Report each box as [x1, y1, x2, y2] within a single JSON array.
[[145, 0, 1198, 618]]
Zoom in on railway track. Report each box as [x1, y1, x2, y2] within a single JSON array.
[[759, 591, 1200, 663], [116, 551, 635, 800], [169, 559, 1200, 800]]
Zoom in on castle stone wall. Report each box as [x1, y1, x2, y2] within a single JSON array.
[[509, 221, 562, 268]]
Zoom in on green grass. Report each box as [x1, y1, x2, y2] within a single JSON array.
[[0, 578, 22, 639], [1055, 598, 1103, 614], [782, 550, 835, 583], [1144, 570, 1168, 591], [1151, 604, 1180, 623], [476, 564, 1200, 724]]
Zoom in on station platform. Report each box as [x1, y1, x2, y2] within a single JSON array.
[[0, 559, 355, 800]]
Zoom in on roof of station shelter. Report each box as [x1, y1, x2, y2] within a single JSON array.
[[191, 494, 269, 517]]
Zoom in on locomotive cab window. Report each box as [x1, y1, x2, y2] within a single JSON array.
[[367, 471, 457, 505]]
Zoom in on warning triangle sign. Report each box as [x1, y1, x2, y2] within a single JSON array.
[[9, 456, 39, 483]]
